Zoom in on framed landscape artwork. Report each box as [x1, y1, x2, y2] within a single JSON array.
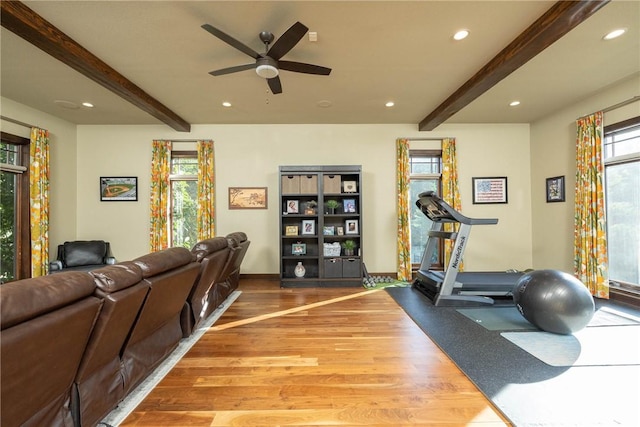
[[100, 177, 138, 201], [229, 187, 268, 209]]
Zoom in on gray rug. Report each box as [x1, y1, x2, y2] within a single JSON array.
[[502, 325, 640, 367], [387, 287, 640, 426], [458, 305, 640, 331]]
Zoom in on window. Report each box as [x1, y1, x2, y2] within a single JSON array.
[[604, 117, 640, 288], [0, 133, 30, 282], [409, 149, 443, 268], [170, 151, 198, 248]]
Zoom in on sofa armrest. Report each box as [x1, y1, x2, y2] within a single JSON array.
[[49, 260, 63, 272]]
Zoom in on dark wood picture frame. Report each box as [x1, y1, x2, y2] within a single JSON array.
[[472, 177, 508, 204], [100, 176, 138, 201], [229, 187, 268, 209], [546, 175, 565, 203]]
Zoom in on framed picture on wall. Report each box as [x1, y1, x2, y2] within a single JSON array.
[[100, 177, 138, 201], [228, 187, 268, 209], [472, 177, 508, 204], [546, 176, 565, 202]]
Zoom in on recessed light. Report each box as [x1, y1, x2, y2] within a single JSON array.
[[509, 101, 521, 107], [317, 100, 332, 108], [453, 30, 469, 41], [385, 101, 395, 108], [222, 101, 232, 107], [603, 28, 627, 40], [81, 102, 94, 108]]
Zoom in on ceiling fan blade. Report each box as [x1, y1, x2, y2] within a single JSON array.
[[267, 76, 283, 94], [279, 61, 331, 75], [267, 21, 308, 60], [202, 24, 261, 59], [209, 63, 256, 76]]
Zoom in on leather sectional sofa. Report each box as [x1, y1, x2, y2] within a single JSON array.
[[0, 233, 249, 427]]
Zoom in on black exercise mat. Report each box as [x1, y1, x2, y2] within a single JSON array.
[[386, 286, 640, 427]]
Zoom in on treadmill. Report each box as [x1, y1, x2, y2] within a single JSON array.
[[413, 191, 523, 306]]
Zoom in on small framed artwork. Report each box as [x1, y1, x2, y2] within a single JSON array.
[[345, 219, 359, 235], [228, 187, 268, 209], [472, 177, 508, 204], [285, 225, 299, 236], [546, 175, 565, 203], [286, 200, 299, 214], [343, 199, 356, 213], [336, 226, 344, 235], [292, 243, 306, 256], [343, 181, 357, 193], [323, 226, 335, 236], [301, 219, 315, 235], [100, 177, 138, 202]]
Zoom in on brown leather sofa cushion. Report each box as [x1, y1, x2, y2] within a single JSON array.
[[192, 237, 229, 262], [1, 271, 96, 329], [133, 247, 195, 278], [91, 261, 143, 294]]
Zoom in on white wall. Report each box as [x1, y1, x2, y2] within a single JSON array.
[[530, 73, 640, 272], [76, 123, 533, 274], [1, 97, 78, 256]]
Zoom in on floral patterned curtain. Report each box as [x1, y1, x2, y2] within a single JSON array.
[[149, 140, 171, 252], [575, 112, 609, 298], [197, 140, 215, 240], [30, 127, 50, 276], [441, 138, 462, 270], [396, 138, 411, 281]]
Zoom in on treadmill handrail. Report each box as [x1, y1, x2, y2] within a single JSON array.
[[416, 191, 498, 225]]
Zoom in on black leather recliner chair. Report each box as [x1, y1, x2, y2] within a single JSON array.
[[49, 240, 116, 273]]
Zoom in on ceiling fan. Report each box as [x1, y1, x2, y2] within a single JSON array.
[[202, 21, 331, 94]]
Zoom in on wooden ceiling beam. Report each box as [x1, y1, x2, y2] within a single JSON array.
[[419, 0, 610, 131], [0, 1, 191, 132]]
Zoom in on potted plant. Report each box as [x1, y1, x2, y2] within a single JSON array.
[[305, 200, 317, 214], [341, 239, 357, 256], [326, 199, 340, 214]]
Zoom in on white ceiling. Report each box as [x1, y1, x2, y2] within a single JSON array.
[[1, 1, 638, 129]]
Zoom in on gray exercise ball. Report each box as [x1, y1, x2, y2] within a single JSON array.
[[513, 269, 595, 335]]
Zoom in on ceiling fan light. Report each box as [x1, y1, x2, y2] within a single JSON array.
[[256, 64, 279, 79]]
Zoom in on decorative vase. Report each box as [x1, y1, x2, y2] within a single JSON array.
[[294, 261, 306, 278]]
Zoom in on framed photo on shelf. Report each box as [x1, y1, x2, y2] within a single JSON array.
[[100, 177, 138, 202], [472, 177, 508, 204], [285, 225, 299, 236], [336, 226, 344, 235], [345, 219, 359, 235], [343, 181, 357, 193], [323, 226, 335, 236], [301, 219, 315, 235], [292, 243, 306, 255], [546, 175, 565, 203], [286, 200, 299, 214], [343, 199, 356, 213]]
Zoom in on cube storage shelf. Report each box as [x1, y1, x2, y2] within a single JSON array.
[[279, 165, 362, 287]]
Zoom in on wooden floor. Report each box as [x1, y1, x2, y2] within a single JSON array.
[[121, 279, 511, 426]]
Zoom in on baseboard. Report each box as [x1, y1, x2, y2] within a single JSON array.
[[610, 286, 640, 309]]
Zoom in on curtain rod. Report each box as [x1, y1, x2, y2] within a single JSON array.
[[399, 137, 451, 141], [577, 95, 640, 120], [0, 115, 46, 131]]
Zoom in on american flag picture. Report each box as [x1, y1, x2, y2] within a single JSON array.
[[473, 177, 508, 204]]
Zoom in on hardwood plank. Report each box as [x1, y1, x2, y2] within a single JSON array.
[[121, 280, 510, 426]]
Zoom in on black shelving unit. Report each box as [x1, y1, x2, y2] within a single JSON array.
[[279, 165, 362, 287]]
